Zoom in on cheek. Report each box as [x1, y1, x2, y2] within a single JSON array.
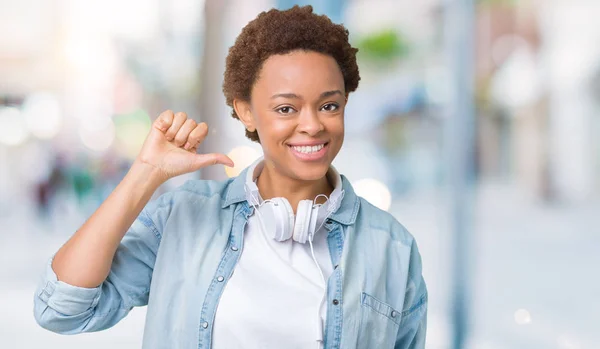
[[271, 120, 295, 134], [258, 117, 295, 140], [327, 115, 345, 134], [328, 117, 345, 151]]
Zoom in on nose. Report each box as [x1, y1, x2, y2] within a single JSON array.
[[296, 109, 324, 136]]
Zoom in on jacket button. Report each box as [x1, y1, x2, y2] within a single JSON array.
[[202, 322, 209, 329], [332, 299, 339, 305], [391, 310, 397, 318], [326, 219, 333, 224], [231, 246, 238, 251], [217, 276, 224, 282]]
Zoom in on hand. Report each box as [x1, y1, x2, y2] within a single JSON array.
[[136, 110, 234, 183]]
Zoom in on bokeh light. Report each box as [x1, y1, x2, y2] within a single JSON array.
[[225, 146, 261, 178], [352, 178, 392, 211], [79, 118, 116, 152], [0, 107, 29, 146], [114, 109, 152, 159], [22, 92, 63, 140], [514, 309, 532, 325]]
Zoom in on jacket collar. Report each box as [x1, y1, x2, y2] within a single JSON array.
[[221, 165, 360, 226]]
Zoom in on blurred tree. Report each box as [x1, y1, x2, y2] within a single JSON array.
[[355, 29, 410, 63]]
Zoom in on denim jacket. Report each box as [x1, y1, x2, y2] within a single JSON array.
[[33, 166, 428, 348]]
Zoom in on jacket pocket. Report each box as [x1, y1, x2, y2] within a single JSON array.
[[357, 292, 401, 348]]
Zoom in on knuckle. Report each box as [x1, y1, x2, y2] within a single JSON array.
[[198, 123, 209, 134], [186, 138, 198, 147], [157, 111, 174, 127], [174, 134, 186, 145], [160, 110, 174, 120], [189, 134, 204, 145]]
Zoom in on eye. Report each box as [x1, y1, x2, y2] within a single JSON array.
[[275, 106, 296, 115], [320, 103, 339, 112]]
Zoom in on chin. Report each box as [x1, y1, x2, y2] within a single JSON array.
[[288, 160, 331, 182]]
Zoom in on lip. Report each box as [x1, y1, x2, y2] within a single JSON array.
[[288, 142, 329, 161]]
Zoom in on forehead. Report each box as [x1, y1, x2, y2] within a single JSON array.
[[252, 50, 345, 97]]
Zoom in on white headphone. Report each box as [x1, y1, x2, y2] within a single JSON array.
[[243, 159, 344, 244]]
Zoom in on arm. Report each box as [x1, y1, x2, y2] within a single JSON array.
[[52, 161, 163, 288], [395, 239, 428, 349], [33, 110, 233, 334], [33, 162, 166, 333]]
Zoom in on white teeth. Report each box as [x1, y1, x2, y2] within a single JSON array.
[[292, 144, 324, 154]]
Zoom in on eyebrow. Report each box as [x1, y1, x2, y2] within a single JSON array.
[[270, 90, 344, 100], [320, 90, 344, 98]]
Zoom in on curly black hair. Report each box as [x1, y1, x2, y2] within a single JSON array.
[[222, 5, 360, 142]]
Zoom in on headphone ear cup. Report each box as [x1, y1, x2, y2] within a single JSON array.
[[270, 197, 294, 242], [293, 200, 313, 244]]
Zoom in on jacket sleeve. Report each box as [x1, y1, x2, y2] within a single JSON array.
[[395, 238, 428, 349], [33, 195, 169, 334]]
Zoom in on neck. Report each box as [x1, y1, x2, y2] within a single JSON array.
[[256, 162, 333, 214]]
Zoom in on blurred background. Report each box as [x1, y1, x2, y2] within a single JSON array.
[[1, 0, 598, 348]]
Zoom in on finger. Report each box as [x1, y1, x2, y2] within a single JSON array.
[[165, 112, 188, 141], [174, 118, 197, 147], [192, 153, 235, 169], [154, 110, 174, 132], [184, 123, 209, 150]]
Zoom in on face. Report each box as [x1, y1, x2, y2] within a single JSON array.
[[234, 50, 346, 182]]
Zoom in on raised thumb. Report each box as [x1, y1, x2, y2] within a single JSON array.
[[191, 153, 235, 170]]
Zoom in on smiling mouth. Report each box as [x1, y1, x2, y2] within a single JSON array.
[[288, 142, 329, 154]]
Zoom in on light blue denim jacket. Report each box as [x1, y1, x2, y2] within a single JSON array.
[[33, 167, 428, 348]]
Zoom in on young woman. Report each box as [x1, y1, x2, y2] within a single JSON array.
[[34, 6, 427, 349]]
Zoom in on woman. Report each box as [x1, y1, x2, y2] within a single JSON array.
[[34, 6, 427, 349]]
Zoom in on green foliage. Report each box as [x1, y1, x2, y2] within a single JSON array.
[[355, 29, 410, 62]]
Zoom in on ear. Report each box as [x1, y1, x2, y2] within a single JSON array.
[[233, 99, 256, 132]]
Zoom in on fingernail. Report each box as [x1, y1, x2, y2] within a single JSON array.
[[184, 142, 191, 150]]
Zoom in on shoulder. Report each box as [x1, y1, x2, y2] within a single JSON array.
[[143, 177, 236, 225], [355, 197, 415, 247], [173, 177, 234, 201], [138, 176, 240, 241]]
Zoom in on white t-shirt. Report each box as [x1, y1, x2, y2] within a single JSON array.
[[212, 166, 341, 349]]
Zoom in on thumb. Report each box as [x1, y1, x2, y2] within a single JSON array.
[[191, 153, 235, 170]]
